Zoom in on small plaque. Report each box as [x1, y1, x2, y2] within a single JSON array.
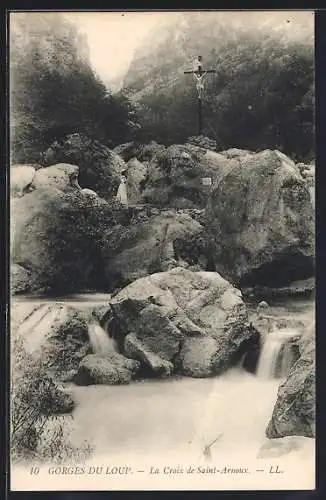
[[201, 177, 212, 186]]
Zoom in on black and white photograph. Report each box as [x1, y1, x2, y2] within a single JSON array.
[[9, 10, 315, 491]]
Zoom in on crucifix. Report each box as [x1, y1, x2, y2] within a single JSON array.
[[184, 56, 216, 136]]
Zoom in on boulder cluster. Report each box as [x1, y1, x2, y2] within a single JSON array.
[[11, 133, 315, 440]]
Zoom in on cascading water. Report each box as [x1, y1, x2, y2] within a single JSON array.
[[88, 322, 118, 355], [257, 328, 300, 380]]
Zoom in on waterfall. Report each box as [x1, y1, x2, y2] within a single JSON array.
[[88, 322, 118, 355], [257, 329, 299, 380], [309, 186, 315, 209]]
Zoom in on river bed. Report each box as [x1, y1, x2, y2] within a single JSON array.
[[10, 293, 315, 490]]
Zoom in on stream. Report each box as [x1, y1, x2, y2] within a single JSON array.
[[11, 294, 315, 490]]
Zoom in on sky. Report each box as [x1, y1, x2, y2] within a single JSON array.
[[63, 11, 314, 83], [64, 12, 170, 82]]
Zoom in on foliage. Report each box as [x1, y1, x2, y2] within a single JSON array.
[[10, 13, 139, 163], [45, 310, 91, 379], [27, 191, 127, 294], [11, 334, 93, 464]]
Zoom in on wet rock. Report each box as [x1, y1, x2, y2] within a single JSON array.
[[42, 381, 75, 414], [82, 188, 98, 198], [113, 141, 138, 162], [187, 135, 217, 151], [266, 323, 315, 438], [73, 353, 140, 385]]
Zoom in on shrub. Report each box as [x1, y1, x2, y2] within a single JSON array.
[[11, 334, 93, 464]]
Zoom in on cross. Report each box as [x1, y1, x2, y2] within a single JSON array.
[[184, 56, 216, 136]]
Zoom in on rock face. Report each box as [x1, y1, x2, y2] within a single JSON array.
[[126, 157, 148, 204], [266, 322, 315, 438], [187, 135, 217, 151], [12, 303, 91, 381], [74, 353, 140, 385], [124, 333, 174, 377], [103, 208, 204, 287], [109, 267, 255, 377], [41, 133, 127, 200], [140, 144, 233, 209], [206, 149, 315, 287], [113, 141, 166, 163], [40, 381, 75, 414], [11, 188, 87, 293], [242, 277, 315, 300]]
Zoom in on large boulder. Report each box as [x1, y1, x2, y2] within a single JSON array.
[[30, 163, 81, 192], [219, 148, 254, 159], [126, 157, 148, 204], [206, 149, 315, 287], [109, 267, 255, 377], [140, 144, 234, 209], [73, 353, 140, 385], [11, 302, 91, 381], [266, 322, 315, 438], [41, 133, 127, 200], [103, 208, 204, 287], [186, 135, 217, 151]]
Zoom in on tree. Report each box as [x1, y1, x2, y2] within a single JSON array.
[[124, 14, 314, 161], [10, 12, 139, 163]]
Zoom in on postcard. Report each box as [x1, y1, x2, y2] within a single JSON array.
[[9, 9, 315, 491]]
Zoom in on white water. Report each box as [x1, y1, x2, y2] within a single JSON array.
[[11, 295, 315, 490], [88, 322, 118, 355], [257, 328, 299, 380]]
